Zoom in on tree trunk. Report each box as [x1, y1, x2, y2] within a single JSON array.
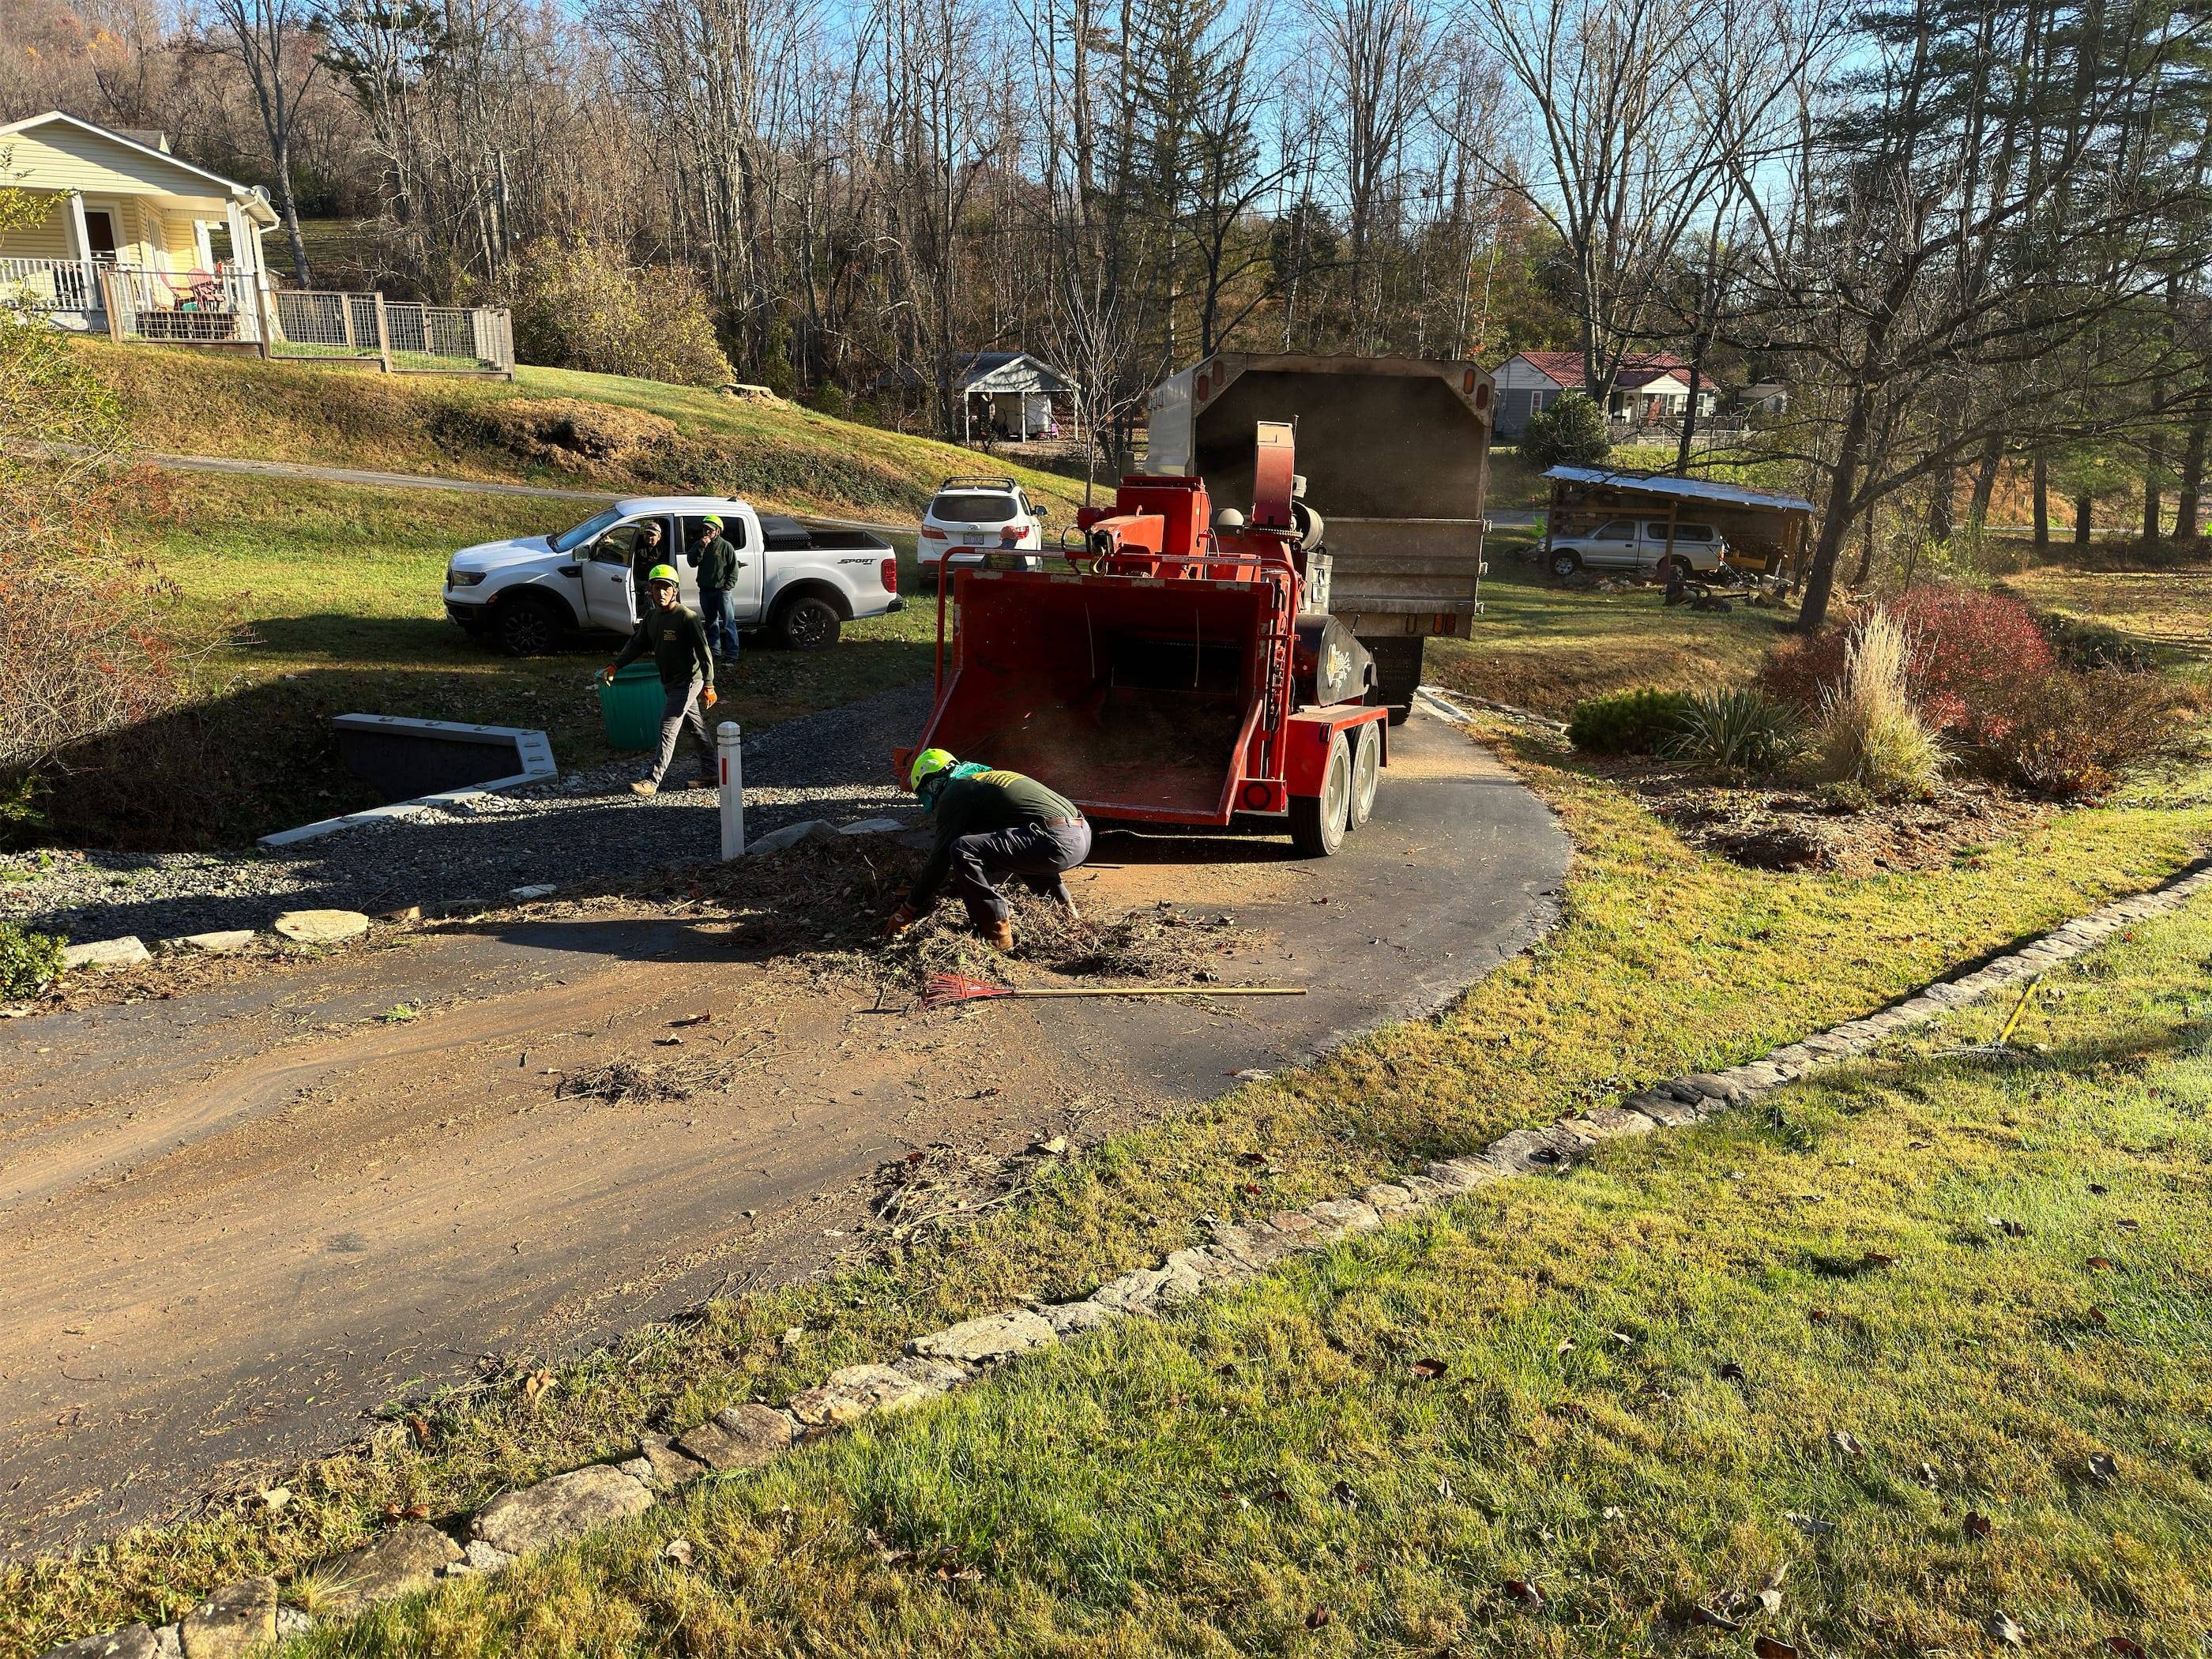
[[275, 135, 311, 288], [1797, 394, 1870, 632], [2074, 494, 2093, 549], [1849, 505, 1876, 586], [2031, 455, 2049, 549], [1967, 437, 2002, 527], [2144, 440, 2163, 543], [2178, 418, 2207, 539]]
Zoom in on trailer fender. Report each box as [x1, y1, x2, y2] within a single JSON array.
[[1284, 704, 1389, 796]]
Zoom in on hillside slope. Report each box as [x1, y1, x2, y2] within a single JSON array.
[[81, 344, 1085, 521]]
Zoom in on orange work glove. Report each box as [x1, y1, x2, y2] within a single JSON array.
[[702, 686, 719, 709], [880, 902, 919, 939]]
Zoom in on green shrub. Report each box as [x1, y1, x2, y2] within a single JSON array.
[[1518, 390, 1612, 470], [1566, 687, 1695, 754], [0, 920, 64, 999], [1813, 608, 1943, 796], [1663, 687, 1805, 773], [807, 382, 853, 420], [2038, 612, 2158, 674]]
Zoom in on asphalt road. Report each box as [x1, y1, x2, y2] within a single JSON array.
[[0, 704, 1565, 1556]]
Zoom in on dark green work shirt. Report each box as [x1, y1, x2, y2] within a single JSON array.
[[911, 769, 1082, 908], [690, 530, 742, 591], [614, 603, 715, 690]]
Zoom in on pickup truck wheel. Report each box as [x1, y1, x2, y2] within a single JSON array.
[[1347, 721, 1381, 829], [492, 594, 570, 656], [1660, 554, 1695, 581], [774, 592, 843, 651], [1289, 731, 1352, 857], [1549, 548, 1583, 580]]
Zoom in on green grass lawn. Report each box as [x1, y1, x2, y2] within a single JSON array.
[[2007, 565, 2212, 666], [1431, 544, 1792, 716], [304, 893, 2212, 1657], [13, 678, 2211, 1652], [80, 340, 1084, 522], [46, 472, 939, 847]]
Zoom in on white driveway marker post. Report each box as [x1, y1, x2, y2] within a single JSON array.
[[718, 721, 744, 860]]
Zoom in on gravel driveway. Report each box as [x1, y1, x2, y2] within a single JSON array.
[[1, 683, 933, 945]]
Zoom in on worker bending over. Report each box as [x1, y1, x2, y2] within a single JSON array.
[[885, 749, 1089, 950], [600, 564, 717, 797]]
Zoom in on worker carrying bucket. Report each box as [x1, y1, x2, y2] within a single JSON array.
[[882, 749, 1090, 952]]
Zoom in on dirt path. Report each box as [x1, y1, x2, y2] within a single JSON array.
[[0, 709, 1564, 1555]]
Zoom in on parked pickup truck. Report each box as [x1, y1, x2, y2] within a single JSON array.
[[443, 495, 901, 655], [1543, 515, 1729, 580]]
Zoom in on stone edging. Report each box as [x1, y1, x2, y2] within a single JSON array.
[[39, 854, 2212, 1659]]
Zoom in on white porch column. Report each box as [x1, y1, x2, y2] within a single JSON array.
[[223, 200, 250, 276], [66, 191, 96, 311]]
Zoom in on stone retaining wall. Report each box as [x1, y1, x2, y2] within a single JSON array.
[[40, 855, 2210, 1659]]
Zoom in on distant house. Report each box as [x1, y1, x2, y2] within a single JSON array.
[[1741, 380, 1790, 416], [1491, 349, 1718, 438], [0, 110, 279, 343]]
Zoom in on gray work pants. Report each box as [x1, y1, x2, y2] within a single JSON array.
[[947, 818, 1092, 927], [649, 675, 716, 787]]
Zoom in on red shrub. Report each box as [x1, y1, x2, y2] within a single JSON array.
[[1755, 585, 2055, 742]]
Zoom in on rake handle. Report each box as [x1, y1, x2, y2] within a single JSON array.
[[993, 984, 1307, 999]]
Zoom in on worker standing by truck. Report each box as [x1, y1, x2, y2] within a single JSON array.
[[600, 564, 718, 797], [883, 749, 1089, 950], [688, 514, 743, 665]]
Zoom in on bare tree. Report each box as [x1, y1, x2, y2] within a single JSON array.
[[198, 0, 325, 284]]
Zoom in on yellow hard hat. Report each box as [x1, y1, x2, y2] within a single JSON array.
[[646, 563, 679, 585], [908, 747, 957, 791]]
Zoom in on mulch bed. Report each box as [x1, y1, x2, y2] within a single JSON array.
[[1582, 754, 2052, 875]]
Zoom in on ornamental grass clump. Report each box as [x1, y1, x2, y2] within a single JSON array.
[[1813, 608, 1943, 797], [1663, 687, 1805, 774]]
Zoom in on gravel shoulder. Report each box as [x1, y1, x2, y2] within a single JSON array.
[[1, 683, 933, 946]]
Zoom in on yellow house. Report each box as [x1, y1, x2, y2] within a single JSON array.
[[0, 109, 280, 343]]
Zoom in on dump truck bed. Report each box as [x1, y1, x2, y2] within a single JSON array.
[[1146, 353, 1494, 640]]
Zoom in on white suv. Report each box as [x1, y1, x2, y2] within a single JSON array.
[[919, 476, 1047, 589], [1547, 517, 1729, 580]]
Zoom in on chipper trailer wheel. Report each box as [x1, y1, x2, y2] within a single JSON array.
[[1348, 720, 1381, 830], [1290, 729, 1353, 857]]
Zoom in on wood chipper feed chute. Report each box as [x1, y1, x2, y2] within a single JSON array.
[[920, 569, 1282, 822]]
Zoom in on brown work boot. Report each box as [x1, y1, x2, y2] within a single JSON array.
[[1050, 878, 1080, 920], [630, 780, 658, 797], [985, 918, 1014, 952], [683, 776, 715, 790]]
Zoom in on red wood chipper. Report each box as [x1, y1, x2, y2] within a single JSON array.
[[897, 422, 1388, 856]]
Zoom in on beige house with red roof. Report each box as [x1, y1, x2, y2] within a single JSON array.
[[1492, 349, 1717, 438]]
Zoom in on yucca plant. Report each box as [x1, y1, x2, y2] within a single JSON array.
[[1814, 608, 1943, 797], [1662, 687, 1806, 774]]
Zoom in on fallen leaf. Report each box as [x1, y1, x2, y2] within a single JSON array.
[[653, 1036, 683, 1047], [663, 1537, 694, 1566], [522, 1368, 555, 1406], [2117, 1217, 2139, 1232], [1304, 1608, 1332, 1631], [670, 1013, 712, 1027], [1556, 1337, 1576, 1355], [258, 1488, 291, 1512], [1330, 1479, 1358, 1509], [1998, 1218, 2026, 1238], [1808, 1307, 1833, 1325], [1689, 1603, 1742, 1631], [1917, 1462, 1939, 1488], [2088, 1182, 2109, 1194], [2105, 1638, 2147, 1657], [402, 1502, 429, 1521], [1786, 1511, 1834, 1536], [1410, 1358, 1448, 1379], [1600, 1506, 1625, 1522], [1990, 1612, 2026, 1646], [1757, 1586, 1784, 1616], [1861, 1251, 1897, 1268], [1718, 1361, 1746, 1381], [1504, 1578, 1545, 1610], [2086, 1255, 2116, 1270], [1965, 1511, 1992, 1540], [2086, 1450, 2119, 1483], [1828, 1430, 1864, 1458], [1753, 1638, 1803, 1659], [2087, 1306, 2110, 1328]]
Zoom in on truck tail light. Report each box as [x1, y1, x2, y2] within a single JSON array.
[[921, 526, 946, 540], [881, 559, 899, 593]]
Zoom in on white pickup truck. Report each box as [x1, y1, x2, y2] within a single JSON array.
[[442, 495, 903, 656]]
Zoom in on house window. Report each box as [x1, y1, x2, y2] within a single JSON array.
[[82, 209, 119, 263]]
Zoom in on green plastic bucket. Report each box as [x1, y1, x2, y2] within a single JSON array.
[[599, 662, 665, 750]]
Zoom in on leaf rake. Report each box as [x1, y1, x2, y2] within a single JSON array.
[[920, 972, 1307, 1010]]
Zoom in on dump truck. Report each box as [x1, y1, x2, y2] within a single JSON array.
[[1145, 352, 1494, 721], [899, 423, 1390, 856]]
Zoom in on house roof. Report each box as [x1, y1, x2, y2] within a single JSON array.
[[1502, 350, 1693, 392], [1544, 465, 1818, 515], [0, 111, 280, 225], [950, 351, 1074, 390]]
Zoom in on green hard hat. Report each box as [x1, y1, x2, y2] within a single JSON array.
[[702, 514, 724, 529], [908, 747, 957, 791], [646, 563, 679, 585]]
